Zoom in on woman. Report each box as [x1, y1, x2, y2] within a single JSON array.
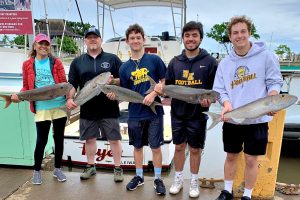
[[11, 33, 67, 184]]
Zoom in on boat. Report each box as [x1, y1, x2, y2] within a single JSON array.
[[0, 0, 185, 170], [62, 0, 186, 170], [280, 65, 300, 140]]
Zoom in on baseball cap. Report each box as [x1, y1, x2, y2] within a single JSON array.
[[34, 33, 51, 44], [84, 27, 101, 38]]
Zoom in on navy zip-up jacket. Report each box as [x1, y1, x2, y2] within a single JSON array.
[[166, 48, 218, 120]]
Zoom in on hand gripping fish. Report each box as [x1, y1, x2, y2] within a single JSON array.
[[72, 71, 111, 106], [204, 94, 298, 130], [146, 75, 220, 104], [0, 82, 73, 108], [63, 71, 111, 122]]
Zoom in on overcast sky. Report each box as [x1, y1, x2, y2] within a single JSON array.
[[32, 0, 300, 54]]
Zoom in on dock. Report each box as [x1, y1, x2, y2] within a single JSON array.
[[1, 166, 298, 200]]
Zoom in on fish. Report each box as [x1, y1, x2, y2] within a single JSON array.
[[72, 71, 111, 106], [146, 75, 220, 103], [99, 84, 162, 114], [204, 94, 298, 130], [0, 82, 73, 108]]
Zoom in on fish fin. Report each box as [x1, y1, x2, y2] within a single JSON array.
[[0, 94, 12, 109], [96, 86, 102, 96], [149, 101, 163, 115], [84, 80, 91, 87], [203, 111, 221, 130], [150, 104, 157, 115], [145, 75, 156, 94]]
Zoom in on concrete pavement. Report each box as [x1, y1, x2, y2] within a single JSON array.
[[1, 166, 299, 200]]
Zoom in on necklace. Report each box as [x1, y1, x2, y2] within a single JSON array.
[[131, 55, 143, 70], [132, 59, 140, 70]]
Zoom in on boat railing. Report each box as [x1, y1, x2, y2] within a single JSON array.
[[0, 43, 29, 50], [146, 36, 166, 62], [115, 36, 169, 63], [116, 36, 127, 59]]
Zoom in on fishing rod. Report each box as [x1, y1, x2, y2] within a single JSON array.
[[74, 0, 84, 26]]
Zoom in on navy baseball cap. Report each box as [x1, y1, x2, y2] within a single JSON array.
[[84, 27, 101, 38]]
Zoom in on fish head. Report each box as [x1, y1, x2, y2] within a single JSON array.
[[272, 94, 298, 109], [94, 72, 111, 85], [64, 83, 73, 92], [200, 90, 220, 102]]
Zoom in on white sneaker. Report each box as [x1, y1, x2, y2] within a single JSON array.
[[189, 179, 200, 198], [169, 176, 183, 194]]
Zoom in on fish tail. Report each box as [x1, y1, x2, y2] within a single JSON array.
[[0, 94, 12, 109], [145, 75, 156, 94], [203, 111, 221, 130], [150, 104, 157, 115], [58, 106, 70, 125], [66, 109, 71, 125]]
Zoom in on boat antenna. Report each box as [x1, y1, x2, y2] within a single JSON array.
[[42, 0, 50, 37], [74, 0, 84, 26], [59, 0, 73, 57]]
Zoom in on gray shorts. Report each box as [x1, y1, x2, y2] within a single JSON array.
[[79, 118, 121, 141]]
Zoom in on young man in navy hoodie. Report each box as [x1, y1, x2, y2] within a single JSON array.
[[155, 21, 218, 198], [213, 16, 283, 200]]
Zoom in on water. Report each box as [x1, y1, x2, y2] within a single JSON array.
[[277, 75, 300, 184]]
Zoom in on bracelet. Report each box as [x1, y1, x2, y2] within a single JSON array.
[[154, 89, 163, 96]]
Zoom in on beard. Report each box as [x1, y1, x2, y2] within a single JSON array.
[[184, 43, 200, 52]]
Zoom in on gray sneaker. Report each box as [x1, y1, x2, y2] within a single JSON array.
[[114, 167, 124, 182], [53, 168, 67, 182], [32, 170, 42, 185], [80, 166, 96, 180]]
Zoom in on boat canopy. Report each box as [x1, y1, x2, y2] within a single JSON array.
[[96, 0, 184, 9], [95, 0, 186, 40]]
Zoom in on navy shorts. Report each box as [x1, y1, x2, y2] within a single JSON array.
[[128, 116, 164, 149], [171, 115, 207, 149], [222, 122, 269, 155], [79, 118, 121, 141]]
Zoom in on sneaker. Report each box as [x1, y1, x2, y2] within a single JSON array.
[[169, 176, 184, 194], [53, 168, 67, 182], [241, 196, 251, 200], [80, 166, 96, 180], [154, 178, 166, 195], [126, 176, 144, 191], [215, 190, 233, 200], [189, 179, 200, 198], [32, 170, 42, 185], [114, 167, 124, 182]]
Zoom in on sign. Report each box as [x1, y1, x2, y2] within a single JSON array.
[[0, 0, 33, 34]]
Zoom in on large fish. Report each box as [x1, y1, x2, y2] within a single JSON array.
[[0, 82, 73, 108], [72, 71, 111, 106], [99, 84, 162, 114], [204, 94, 298, 130], [146, 75, 220, 103]]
